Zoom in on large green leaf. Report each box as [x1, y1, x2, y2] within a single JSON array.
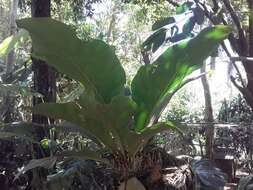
[[33, 94, 173, 158], [59, 149, 110, 165], [17, 18, 126, 103], [105, 96, 137, 154], [0, 29, 29, 58], [33, 101, 120, 153], [33, 94, 138, 154], [127, 121, 178, 157], [33, 93, 179, 158], [132, 25, 231, 130]]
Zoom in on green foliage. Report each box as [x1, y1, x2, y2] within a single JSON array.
[[0, 83, 43, 98], [14, 17, 230, 180], [167, 90, 203, 123], [218, 94, 253, 123], [132, 25, 231, 130], [0, 29, 29, 59], [17, 18, 126, 104], [142, 0, 205, 53]]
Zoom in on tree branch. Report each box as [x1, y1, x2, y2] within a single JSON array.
[[230, 75, 253, 109], [230, 57, 253, 62], [221, 0, 248, 54], [211, 0, 219, 13], [230, 75, 243, 90], [231, 60, 246, 88]]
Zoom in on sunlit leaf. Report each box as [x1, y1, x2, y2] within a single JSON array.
[[0, 29, 29, 58], [17, 18, 126, 103], [132, 25, 231, 130]]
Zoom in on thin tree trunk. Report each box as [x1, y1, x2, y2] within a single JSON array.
[[201, 60, 215, 159], [106, 3, 117, 43], [246, 0, 253, 98], [31, 0, 56, 140], [1, 0, 18, 123], [246, 0, 253, 161]]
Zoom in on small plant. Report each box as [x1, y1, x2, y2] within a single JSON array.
[[9, 17, 230, 188]]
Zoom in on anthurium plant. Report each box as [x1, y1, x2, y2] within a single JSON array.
[[13, 17, 230, 187]]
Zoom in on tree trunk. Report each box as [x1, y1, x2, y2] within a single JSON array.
[[31, 0, 56, 140], [201, 60, 215, 159], [247, 0, 253, 161], [248, 0, 253, 59], [1, 0, 18, 123], [106, 3, 117, 43], [245, 0, 253, 106]]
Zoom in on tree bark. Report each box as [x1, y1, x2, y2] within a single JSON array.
[[106, 3, 117, 43], [31, 0, 56, 139], [245, 0, 253, 106], [201, 60, 215, 159]]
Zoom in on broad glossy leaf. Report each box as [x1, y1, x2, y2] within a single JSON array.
[[33, 101, 119, 153], [17, 18, 126, 103], [117, 121, 177, 158], [49, 122, 100, 144], [0, 29, 29, 58], [33, 102, 82, 124], [132, 25, 231, 130], [59, 149, 110, 165], [33, 96, 178, 159], [131, 121, 178, 156], [33, 94, 138, 154], [105, 96, 137, 154]]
